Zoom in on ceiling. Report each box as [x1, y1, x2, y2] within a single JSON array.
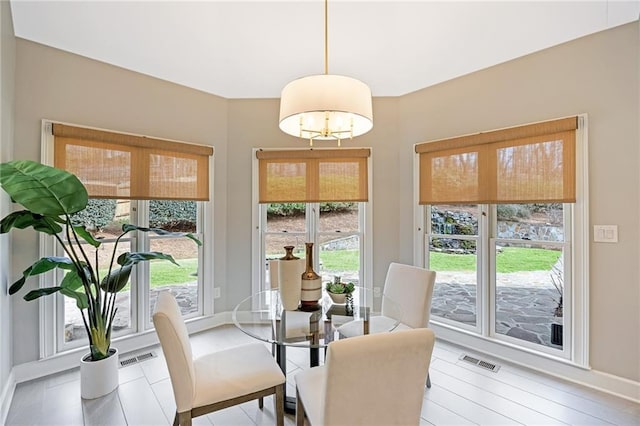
[[10, 1, 640, 99]]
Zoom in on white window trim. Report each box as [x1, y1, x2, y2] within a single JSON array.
[[251, 147, 373, 297], [413, 114, 589, 371]]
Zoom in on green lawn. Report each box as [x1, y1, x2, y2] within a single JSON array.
[[318, 247, 562, 273], [149, 258, 199, 286], [320, 249, 360, 271], [100, 258, 199, 290], [430, 247, 561, 272]]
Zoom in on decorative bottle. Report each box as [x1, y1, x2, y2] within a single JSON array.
[[300, 242, 322, 311], [278, 246, 304, 311]]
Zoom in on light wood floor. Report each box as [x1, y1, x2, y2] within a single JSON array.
[[6, 325, 640, 425]]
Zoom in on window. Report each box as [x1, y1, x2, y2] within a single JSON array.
[[42, 122, 212, 354], [415, 116, 587, 364], [253, 149, 372, 295]]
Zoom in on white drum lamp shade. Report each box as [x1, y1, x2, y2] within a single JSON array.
[[279, 74, 373, 142]]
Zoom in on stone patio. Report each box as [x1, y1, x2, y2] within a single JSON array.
[[431, 271, 563, 348]]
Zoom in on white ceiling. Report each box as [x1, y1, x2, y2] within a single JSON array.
[[10, 1, 640, 99]]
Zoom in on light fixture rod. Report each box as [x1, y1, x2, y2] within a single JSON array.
[[324, 0, 328, 75]]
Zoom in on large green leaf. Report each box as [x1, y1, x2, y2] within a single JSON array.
[[0, 210, 63, 235], [9, 257, 76, 295], [0, 160, 88, 216], [24, 287, 63, 301], [60, 269, 84, 291], [73, 225, 102, 248], [100, 264, 133, 293], [117, 251, 179, 267], [60, 287, 89, 309]]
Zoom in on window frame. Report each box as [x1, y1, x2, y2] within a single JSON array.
[[39, 120, 215, 358], [424, 226, 483, 334], [252, 148, 373, 298], [489, 227, 572, 358], [413, 115, 589, 368]]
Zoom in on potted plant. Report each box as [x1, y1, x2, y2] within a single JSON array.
[[0, 160, 201, 398], [325, 276, 355, 304], [550, 257, 563, 346]]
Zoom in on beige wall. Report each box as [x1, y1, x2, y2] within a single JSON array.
[[398, 22, 640, 381], [8, 21, 639, 384], [1, 0, 16, 403], [12, 38, 228, 364]]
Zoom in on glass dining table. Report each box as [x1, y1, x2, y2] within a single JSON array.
[[232, 287, 403, 413]]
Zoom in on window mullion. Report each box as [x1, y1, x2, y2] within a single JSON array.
[[308, 203, 319, 270], [133, 200, 147, 332], [198, 201, 210, 316], [481, 204, 491, 338], [563, 203, 573, 361]]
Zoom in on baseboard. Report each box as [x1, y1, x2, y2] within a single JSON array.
[[13, 313, 228, 384], [432, 323, 640, 403], [0, 368, 16, 425]]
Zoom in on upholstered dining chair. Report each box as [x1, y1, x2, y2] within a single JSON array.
[[295, 328, 436, 426], [337, 262, 436, 386], [152, 291, 286, 426]]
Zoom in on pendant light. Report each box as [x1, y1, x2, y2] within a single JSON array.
[[278, 0, 373, 146]]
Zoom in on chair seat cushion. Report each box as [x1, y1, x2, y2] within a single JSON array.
[[295, 366, 326, 424], [337, 316, 411, 338], [192, 342, 285, 408]]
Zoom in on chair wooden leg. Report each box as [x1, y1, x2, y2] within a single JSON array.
[[275, 384, 285, 426], [177, 411, 192, 426], [426, 372, 431, 388], [296, 388, 305, 426], [258, 396, 264, 409]]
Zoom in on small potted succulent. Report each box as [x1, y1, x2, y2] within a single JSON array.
[[325, 276, 355, 304]]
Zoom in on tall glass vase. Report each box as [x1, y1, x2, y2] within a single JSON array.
[[300, 242, 322, 311]]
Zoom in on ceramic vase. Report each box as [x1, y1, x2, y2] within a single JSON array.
[[80, 347, 119, 399], [300, 242, 322, 311], [278, 246, 304, 310]]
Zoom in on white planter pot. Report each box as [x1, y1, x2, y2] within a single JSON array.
[[328, 292, 347, 304], [80, 348, 119, 399]]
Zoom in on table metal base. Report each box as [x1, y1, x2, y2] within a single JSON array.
[[276, 343, 320, 414], [284, 396, 297, 414]]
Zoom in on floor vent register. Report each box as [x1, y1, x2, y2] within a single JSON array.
[[119, 351, 157, 368], [459, 354, 501, 372]]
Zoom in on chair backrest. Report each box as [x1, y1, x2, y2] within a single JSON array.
[[381, 262, 436, 328], [322, 328, 435, 426], [152, 291, 196, 412]]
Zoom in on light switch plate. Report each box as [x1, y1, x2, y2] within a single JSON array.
[[593, 225, 618, 243]]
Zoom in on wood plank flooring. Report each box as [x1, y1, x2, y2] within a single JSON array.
[[6, 325, 639, 425]]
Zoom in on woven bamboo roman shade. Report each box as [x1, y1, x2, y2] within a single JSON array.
[[53, 123, 213, 201], [256, 148, 370, 203], [415, 117, 578, 205]]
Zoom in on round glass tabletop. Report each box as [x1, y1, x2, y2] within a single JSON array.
[[232, 287, 403, 349]]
